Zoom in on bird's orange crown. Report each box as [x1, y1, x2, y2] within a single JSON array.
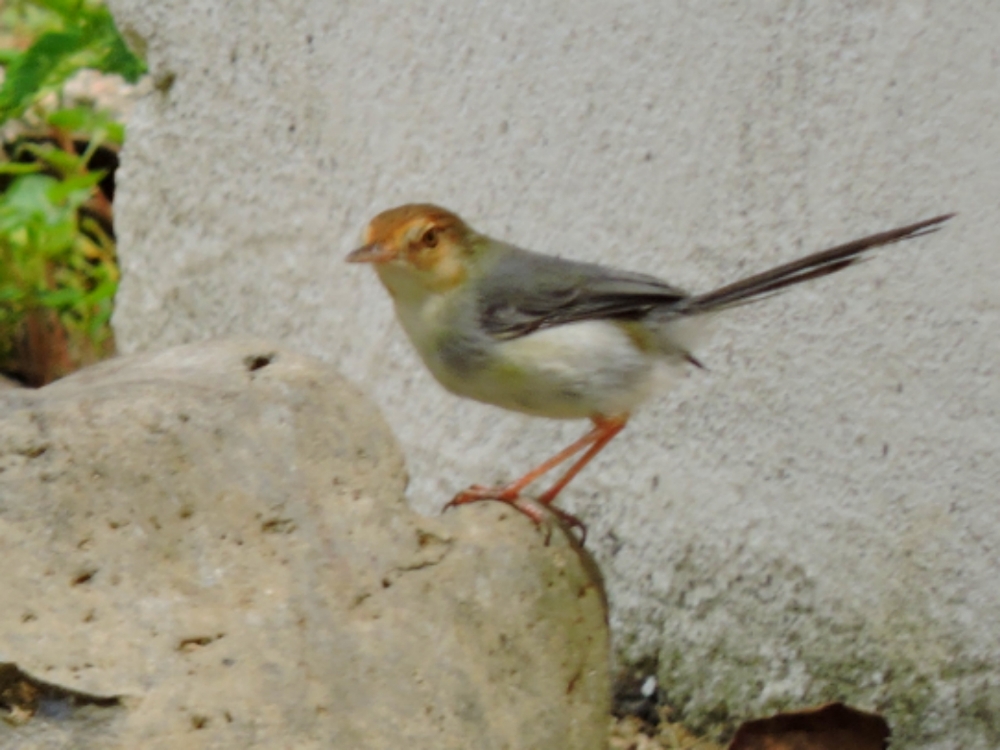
[[347, 203, 476, 292]]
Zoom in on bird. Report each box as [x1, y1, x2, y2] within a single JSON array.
[[347, 204, 952, 539]]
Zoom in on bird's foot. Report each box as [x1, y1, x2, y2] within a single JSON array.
[[443, 485, 587, 545]]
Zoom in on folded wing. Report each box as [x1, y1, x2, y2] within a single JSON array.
[[476, 244, 689, 340]]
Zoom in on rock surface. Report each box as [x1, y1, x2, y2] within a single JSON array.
[[107, 1, 1000, 746], [0, 339, 609, 749], [0, 375, 21, 390]]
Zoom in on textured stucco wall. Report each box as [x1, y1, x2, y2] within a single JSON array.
[[107, 2, 999, 746]]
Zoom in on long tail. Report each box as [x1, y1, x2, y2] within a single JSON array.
[[676, 213, 954, 315]]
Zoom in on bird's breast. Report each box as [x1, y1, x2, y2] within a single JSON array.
[[463, 320, 672, 418], [393, 296, 683, 420]]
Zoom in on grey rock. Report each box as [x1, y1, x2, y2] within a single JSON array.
[[0, 339, 609, 749], [0, 375, 22, 390]]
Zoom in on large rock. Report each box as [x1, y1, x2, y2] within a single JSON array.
[[0, 339, 609, 749], [107, 1, 1000, 746]]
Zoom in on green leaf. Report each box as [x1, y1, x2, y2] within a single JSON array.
[[0, 174, 61, 225], [0, 174, 79, 252], [31, 0, 83, 24], [18, 141, 88, 174], [63, 2, 147, 82], [0, 286, 26, 303], [104, 120, 125, 144], [47, 104, 119, 135], [47, 106, 124, 147], [0, 29, 90, 122], [45, 106, 93, 131], [37, 285, 85, 309], [0, 162, 44, 175], [50, 169, 104, 201], [4, 2, 64, 36], [0, 2, 147, 124], [93, 29, 146, 82], [83, 276, 117, 304]]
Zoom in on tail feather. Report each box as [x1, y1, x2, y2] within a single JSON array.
[[677, 213, 954, 315]]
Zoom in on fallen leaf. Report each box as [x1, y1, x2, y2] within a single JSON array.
[[728, 702, 889, 750]]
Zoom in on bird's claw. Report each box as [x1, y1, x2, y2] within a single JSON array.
[[442, 485, 588, 546], [544, 503, 588, 546], [443, 483, 519, 510]]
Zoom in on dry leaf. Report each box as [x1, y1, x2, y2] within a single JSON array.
[[727, 701, 889, 750]]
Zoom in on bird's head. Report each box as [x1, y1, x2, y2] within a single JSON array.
[[347, 204, 479, 298]]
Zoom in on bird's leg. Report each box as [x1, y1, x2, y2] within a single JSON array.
[[444, 414, 628, 541], [535, 415, 627, 506], [446, 425, 604, 504]]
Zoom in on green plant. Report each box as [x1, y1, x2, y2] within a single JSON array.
[[0, 0, 144, 384]]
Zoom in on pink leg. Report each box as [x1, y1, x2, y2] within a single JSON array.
[[444, 414, 629, 542], [536, 416, 627, 506]]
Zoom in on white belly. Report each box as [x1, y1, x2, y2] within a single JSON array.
[[392, 289, 688, 420], [465, 320, 663, 419]]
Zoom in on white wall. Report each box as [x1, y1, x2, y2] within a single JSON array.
[[108, 2, 1000, 746]]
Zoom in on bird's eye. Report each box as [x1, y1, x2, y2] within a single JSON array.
[[421, 228, 439, 248]]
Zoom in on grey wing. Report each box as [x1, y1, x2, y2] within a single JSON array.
[[476, 244, 690, 340]]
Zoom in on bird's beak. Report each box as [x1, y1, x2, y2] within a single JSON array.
[[346, 242, 395, 264]]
